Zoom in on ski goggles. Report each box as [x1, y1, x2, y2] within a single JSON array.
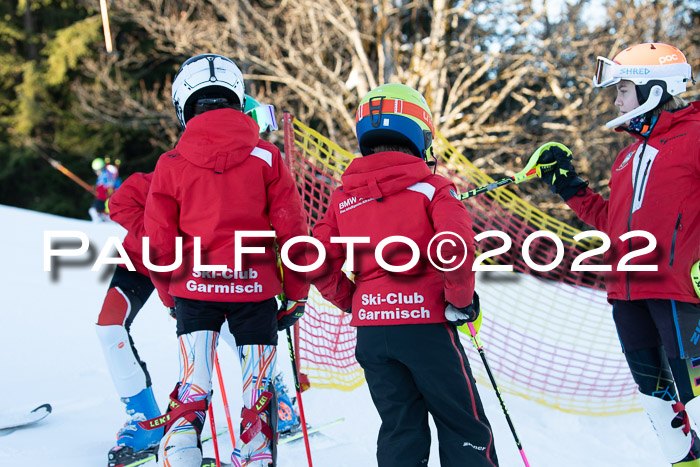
[[246, 104, 278, 133], [593, 56, 693, 88], [593, 56, 621, 88]]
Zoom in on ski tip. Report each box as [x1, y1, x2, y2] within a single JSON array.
[[32, 403, 52, 414]]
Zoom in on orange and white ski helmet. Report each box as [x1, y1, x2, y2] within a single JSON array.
[[593, 43, 694, 127]]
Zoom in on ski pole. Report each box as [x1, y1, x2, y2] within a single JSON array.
[[467, 322, 531, 467], [214, 352, 236, 452], [458, 142, 570, 200], [207, 402, 221, 467], [40, 154, 95, 194], [286, 327, 314, 467]]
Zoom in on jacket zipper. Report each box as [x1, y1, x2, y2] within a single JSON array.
[[638, 159, 651, 202], [627, 140, 649, 300], [670, 213, 682, 267]]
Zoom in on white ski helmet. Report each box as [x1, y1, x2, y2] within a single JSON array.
[[592, 43, 694, 128], [171, 54, 246, 128]]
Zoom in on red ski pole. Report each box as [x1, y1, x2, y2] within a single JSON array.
[[214, 352, 236, 452], [207, 403, 221, 467], [40, 154, 95, 194], [286, 327, 313, 467]]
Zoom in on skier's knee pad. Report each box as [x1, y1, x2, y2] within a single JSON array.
[[669, 357, 700, 403], [639, 392, 693, 463], [95, 324, 147, 398], [177, 331, 218, 396], [626, 347, 676, 400], [98, 287, 131, 326]]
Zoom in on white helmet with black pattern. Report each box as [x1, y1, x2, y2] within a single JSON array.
[[172, 54, 245, 128]]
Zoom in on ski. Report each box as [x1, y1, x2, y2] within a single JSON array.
[[120, 418, 343, 466], [278, 417, 344, 444], [117, 454, 231, 467], [119, 453, 231, 467], [0, 403, 51, 431], [201, 457, 232, 467], [119, 427, 229, 467], [108, 445, 158, 467]]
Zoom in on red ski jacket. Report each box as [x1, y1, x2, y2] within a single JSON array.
[[311, 151, 476, 326], [144, 109, 309, 304], [567, 101, 700, 303], [108, 172, 154, 280]]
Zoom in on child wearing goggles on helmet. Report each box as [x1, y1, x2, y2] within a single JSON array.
[[538, 42, 700, 466], [142, 54, 309, 467], [309, 83, 499, 466]]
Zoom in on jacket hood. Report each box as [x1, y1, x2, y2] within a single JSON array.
[[176, 108, 261, 172], [619, 100, 700, 139], [341, 151, 431, 200]]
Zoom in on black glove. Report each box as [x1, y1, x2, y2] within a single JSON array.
[[445, 292, 480, 326], [537, 144, 588, 201], [277, 297, 307, 331], [168, 307, 176, 319]]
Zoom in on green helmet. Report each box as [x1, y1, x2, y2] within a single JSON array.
[[243, 94, 278, 133], [92, 157, 105, 171], [355, 83, 434, 160]]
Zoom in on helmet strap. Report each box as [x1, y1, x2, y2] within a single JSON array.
[[605, 85, 663, 129], [426, 154, 438, 173]]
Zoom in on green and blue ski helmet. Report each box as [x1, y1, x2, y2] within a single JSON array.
[[355, 83, 434, 160], [92, 157, 106, 172]]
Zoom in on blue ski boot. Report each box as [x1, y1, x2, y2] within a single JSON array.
[[116, 386, 163, 450], [274, 373, 301, 435]]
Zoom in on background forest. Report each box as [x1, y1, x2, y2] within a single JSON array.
[[1, 0, 699, 225]]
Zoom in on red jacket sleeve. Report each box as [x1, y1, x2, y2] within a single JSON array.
[[108, 172, 152, 237], [427, 182, 476, 308], [143, 159, 178, 308], [310, 195, 355, 312], [565, 186, 610, 232], [266, 148, 310, 301]]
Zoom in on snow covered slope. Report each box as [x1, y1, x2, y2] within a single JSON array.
[[0, 204, 667, 466]]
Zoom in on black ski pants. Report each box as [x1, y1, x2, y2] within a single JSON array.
[[613, 299, 700, 403], [355, 322, 498, 467]]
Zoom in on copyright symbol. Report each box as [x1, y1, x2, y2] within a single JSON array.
[[428, 231, 468, 272]]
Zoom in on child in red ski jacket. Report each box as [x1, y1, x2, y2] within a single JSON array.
[[143, 54, 308, 467], [311, 83, 498, 467], [539, 42, 700, 466]]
